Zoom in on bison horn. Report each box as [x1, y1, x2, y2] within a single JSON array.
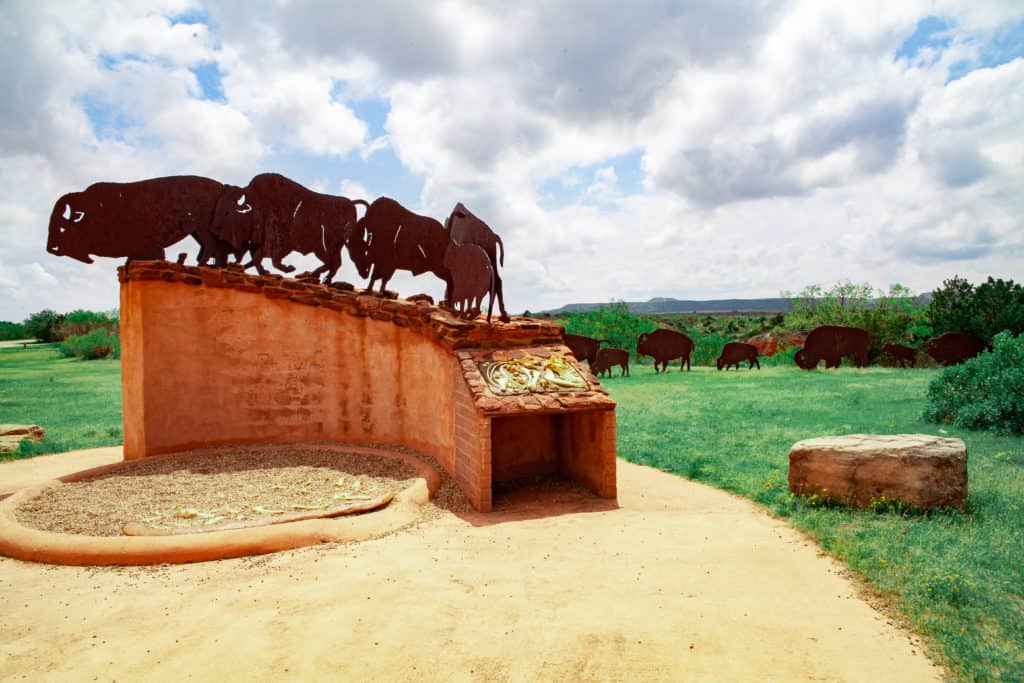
[[73, 210, 85, 223], [62, 204, 71, 220], [237, 203, 252, 214]]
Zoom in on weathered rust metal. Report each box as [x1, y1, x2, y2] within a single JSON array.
[[479, 355, 588, 395], [637, 329, 694, 372], [717, 342, 760, 370], [925, 332, 985, 366], [444, 203, 510, 322], [794, 325, 870, 370], [592, 347, 630, 377], [209, 173, 366, 283], [346, 197, 451, 295], [47, 176, 235, 266], [882, 343, 917, 368], [443, 242, 495, 321], [562, 333, 610, 367]]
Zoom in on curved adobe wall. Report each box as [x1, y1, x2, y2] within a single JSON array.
[[119, 262, 617, 511]]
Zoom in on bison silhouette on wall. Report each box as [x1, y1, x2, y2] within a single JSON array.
[[562, 333, 610, 367], [445, 203, 510, 323], [717, 342, 760, 370], [443, 242, 495, 321], [794, 326, 870, 370], [346, 197, 452, 296], [637, 329, 694, 372], [925, 332, 986, 366], [210, 173, 365, 283], [882, 343, 917, 368], [47, 176, 235, 266], [592, 347, 630, 377]]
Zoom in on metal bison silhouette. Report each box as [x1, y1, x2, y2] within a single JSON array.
[[925, 332, 986, 366], [794, 325, 870, 370], [48, 175, 512, 323], [637, 329, 694, 372], [47, 176, 236, 267], [209, 173, 365, 283]]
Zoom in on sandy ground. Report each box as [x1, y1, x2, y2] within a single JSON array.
[[0, 448, 943, 682]]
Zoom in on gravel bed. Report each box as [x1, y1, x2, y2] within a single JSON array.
[[14, 446, 426, 537]]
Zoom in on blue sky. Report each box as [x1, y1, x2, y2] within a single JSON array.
[[1, 1, 1022, 320]]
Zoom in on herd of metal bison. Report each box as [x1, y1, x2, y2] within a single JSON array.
[[46, 173, 510, 322], [45, 174, 988, 371], [565, 328, 988, 377]]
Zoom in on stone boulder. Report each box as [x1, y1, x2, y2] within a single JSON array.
[[0, 425, 45, 454], [788, 434, 967, 510]]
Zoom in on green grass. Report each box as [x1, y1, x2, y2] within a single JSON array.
[[2, 344, 1022, 678], [0, 344, 122, 459], [605, 365, 1024, 682]]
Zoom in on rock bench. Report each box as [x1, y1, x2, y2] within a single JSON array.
[[788, 434, 967, 510], [0, 425, 45, 455]]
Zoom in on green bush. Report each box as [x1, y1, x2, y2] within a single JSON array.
[[56, 309, 118, 339], [928, 276, 1024, 343], [23, 309, 64, 342], [562, 302, 658, 357], [0, 321, 27, 341], [689, 331, 729, 366], [59, 328, 120, 360], [923, 331, 1024, 434]]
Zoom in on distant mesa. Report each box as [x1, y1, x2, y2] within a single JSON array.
[[542, 297, 795, 315]]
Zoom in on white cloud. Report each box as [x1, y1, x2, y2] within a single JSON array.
[[0, 1, 1022, 320]]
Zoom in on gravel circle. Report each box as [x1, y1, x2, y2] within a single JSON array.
[[14, 445, 429, 537]]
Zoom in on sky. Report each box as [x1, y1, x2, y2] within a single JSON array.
[[1, 0, 1022, 321]]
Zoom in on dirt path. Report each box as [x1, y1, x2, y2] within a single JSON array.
[[0, 449, 943, 681]]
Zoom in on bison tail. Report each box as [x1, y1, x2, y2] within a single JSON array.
[[496, 234, 504, 267]]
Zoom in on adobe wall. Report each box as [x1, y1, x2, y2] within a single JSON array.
[[119, 261, 617, 511]]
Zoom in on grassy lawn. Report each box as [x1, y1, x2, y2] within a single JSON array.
[[606, 364, 1023, 682], [0, 344, 122, 459], [2, 345, 1021, 679]]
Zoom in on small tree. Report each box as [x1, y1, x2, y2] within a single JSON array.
[[23, 309, 64, 342], [928, 276, 1024, 342]]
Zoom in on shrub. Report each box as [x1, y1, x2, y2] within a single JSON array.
[[0, 320, 27, 341], [923, 331, 1024, 434], [928, 276, 1024, 342], [56, 309, 118, 340], [562, 301, 658, 357], [23, 309, 64, 342], [59, 328, 120, 360]]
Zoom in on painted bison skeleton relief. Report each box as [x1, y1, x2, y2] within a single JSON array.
[[637, 329, 694, 372], [48, 176, 235, 266], [794, 326, 870, 370], [210, 173, 366, 283]]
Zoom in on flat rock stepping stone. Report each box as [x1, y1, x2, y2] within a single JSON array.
[[788, 433, 967, 509], [0, 425, 44, 454]]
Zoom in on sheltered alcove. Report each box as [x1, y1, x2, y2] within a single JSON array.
[[119, 261, 617, 512]]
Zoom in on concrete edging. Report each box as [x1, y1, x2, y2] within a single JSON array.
[[0, 444, 440, 566]]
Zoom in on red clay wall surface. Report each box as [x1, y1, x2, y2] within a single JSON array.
[[119, 262, 617, 511]]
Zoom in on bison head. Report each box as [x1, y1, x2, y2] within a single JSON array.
[[344, 221, 371, 279], [716, 357, 724, 370], [210, 185, 256, 250], [47, 193, 94, 264], [636, 332, 650, 356]]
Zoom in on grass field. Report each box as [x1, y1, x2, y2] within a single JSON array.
[[1, 346, 1022, 679], [605, 365, 1023, 682], [0, 344, 122, 458]]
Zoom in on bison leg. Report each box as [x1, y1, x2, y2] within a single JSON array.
[[272, 256, 295, 273]]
